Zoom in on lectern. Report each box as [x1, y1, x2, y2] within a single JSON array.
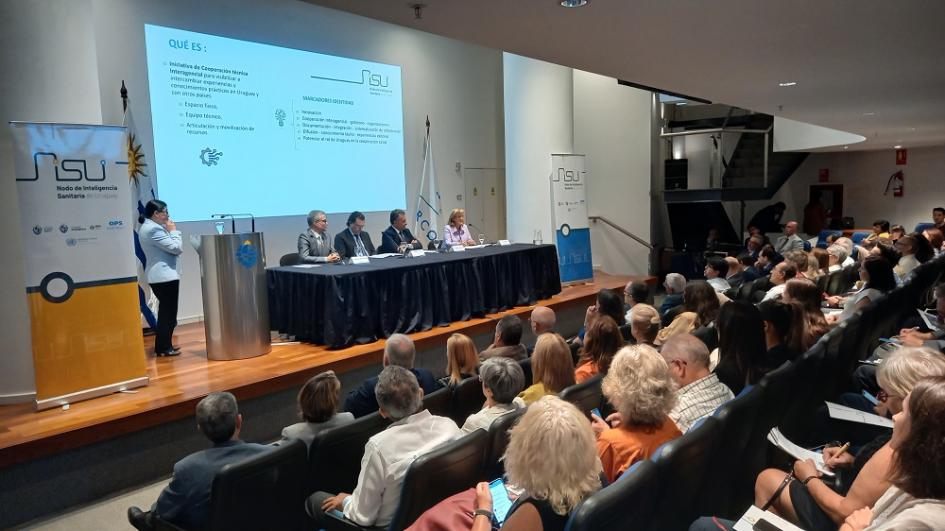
[[197, 233, 271, 360]]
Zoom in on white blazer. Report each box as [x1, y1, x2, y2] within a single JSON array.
[[139, 219, 182, 283]]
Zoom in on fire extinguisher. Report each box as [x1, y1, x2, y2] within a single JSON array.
[[885, 170, 904, 197]]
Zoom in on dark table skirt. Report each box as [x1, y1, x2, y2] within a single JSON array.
[[268, 244, 561, 347]]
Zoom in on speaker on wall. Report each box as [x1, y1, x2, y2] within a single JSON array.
[[665, 159, 688, 190]]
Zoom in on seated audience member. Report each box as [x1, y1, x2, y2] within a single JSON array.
[[660, 334, 734, 432], [461, 357, 525, 433], [869, 242, 901, 274], [657, 281, 720, 346], [623, 280, 650, 322], [280, 371, 354, 449], [837, 376, 945, 531], [439, 333, 479, 389], [724, 256, 746, 288], [739, 253, 763, 283], [888, 224, 906, 243], [298, 209, 341, 263], [810, 247, 830, 278], [704, 257, 731, 292], [443, 208, 476, 246], [827, 244, 850, 273], [630, 304, 662, 347], [345, 334, 440, 418], [923, 227, 944, 257], [591, 345, 682, 483], [127, 392, 272, 531], [754, 353, 945, 531], [660, 273, 686, 318], [480, 315, 528, 362], [334, 211, 376, 259], [782, 278, 830, 351], [379, 208, 422, 253], [784, 249, 811, 280], [758, 300, 805, 364], [307, 366, 461, 529], [762, 261, 798, 301], [579, 289, 631, 343], [826, 256, 897, 323], [746, 233, 765, 260], [774, 221, 804, 255], [519, 333, 575, 405], [934, 206, 945, 233], [528, 306, 557, 346], [893, 233, 933, 280], [755, 246, 779, 275], [895, 283, 945, 351], [470, 396, 601, 531], [575, 315, 623, 383], [835, 237, 857, 266], [713, 301, 771, 395], [865, 219, 891, 244]]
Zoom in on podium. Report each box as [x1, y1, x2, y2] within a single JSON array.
[[197, 232, 271, 360]]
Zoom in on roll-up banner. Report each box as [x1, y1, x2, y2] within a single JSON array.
[[550, 154, 594, 284], [10, 122, 148, 410]]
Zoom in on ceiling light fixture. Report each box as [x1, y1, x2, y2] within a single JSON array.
[[894, 145, 902, 149], [863, 112, 876, 117], [778, 82, 797, 87], [560, 0, 588, 7], [843, 146, 849, 150]]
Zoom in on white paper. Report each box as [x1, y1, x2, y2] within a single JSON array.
[[733, 505, 804, 531], [465, 244, 489, 249], [918, 309, 942, 332], [291, 264, 321, 269], [372, 252, 403, 258], [826, 401, 894, 428], [767, 428, 834, 476]]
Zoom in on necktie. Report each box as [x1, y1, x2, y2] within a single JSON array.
[[398, 231, 405, 243], [355, 233, 367, 256]]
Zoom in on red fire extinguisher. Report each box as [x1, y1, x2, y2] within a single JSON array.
[[885, 170, 904, 197]]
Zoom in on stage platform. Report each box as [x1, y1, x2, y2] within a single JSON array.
[[0, 272, 652, 470]]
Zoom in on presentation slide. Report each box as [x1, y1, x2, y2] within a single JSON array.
[[144, 24, 405, 222]]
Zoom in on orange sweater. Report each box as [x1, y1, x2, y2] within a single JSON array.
[[596, 416, 682, 483]]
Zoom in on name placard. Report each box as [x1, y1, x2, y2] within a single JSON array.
[[408, 249, 425, 258], [451, 245, 466, 253], [350, 256, 370, 265], [498, 240, 512, 246]]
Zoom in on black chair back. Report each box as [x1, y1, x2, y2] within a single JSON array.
[[449, 375, 486, 426], [649, 416, 723, 530], [422, 386, 453, 418], [387, 430, 489, 531], [706, 385, 764, 517], [559, 374, 603, 418], [518, 358, 532, 386], [279, 253, 301, 266], [564, 460, 660, 531], [208, 439, 308, 531], [308, 412, 390, 495], [483, 407, 526, 479]]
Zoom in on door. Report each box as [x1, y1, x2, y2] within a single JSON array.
[[463, 168, 506, 241]]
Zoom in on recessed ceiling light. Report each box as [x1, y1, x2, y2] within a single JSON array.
[[894, 145, 902, 149], [843, 146, 849, 150], [778, 82, 797, 87], [863, 112, 876, 117], [560, 0, 588, 7]]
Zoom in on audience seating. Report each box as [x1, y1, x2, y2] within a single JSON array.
[[564, 460, 660, 531], [705, 384, 765, 518], [421, 386, 452, 418], [914, 222, 935, 233], [448, 375, 486, 427], [482, 407, 526, 480], [816, 230, 843, 248], [559, 374, 604, 418], [803, 240, 812, 252], [824, 264, 858, 295], [518, 358, 532, 387], [324, 429, 489, 531], [279, 252, 301, 266], [850, 231, 871, 245], [308, 412, 390, 496], [155, 439, 308, 531]]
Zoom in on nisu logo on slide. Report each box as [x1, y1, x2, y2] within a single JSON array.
[[362, 69, 388, 88]]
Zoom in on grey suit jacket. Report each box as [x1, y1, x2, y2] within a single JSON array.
[[298, 229, 335, 263], [140, 219, 183, 283]]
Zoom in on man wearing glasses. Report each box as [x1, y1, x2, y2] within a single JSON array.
[[298, 210, 341, 263]]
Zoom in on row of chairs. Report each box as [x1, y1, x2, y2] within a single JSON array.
[[564, 255, 944, 531]]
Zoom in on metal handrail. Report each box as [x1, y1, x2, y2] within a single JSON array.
[[659, 127, 770, 138], [588, 216, 654, 250]]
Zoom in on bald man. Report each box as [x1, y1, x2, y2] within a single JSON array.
[[660, 333, 734, 431], [773, 221, 804, 255], [526, 306, 556, 353]]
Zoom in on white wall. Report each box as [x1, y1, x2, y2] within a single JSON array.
[[0, 0, 106, 402], [503, 53, 574, 244], [573, 71, 652, 275]]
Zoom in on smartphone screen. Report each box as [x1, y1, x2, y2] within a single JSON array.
[[862, 390, 880, 405], [489, 478, 513, 526], [752, 518, 782, 531], [590, 408, 602, 420]]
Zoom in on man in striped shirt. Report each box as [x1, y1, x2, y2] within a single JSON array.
[[660, 333, 734, 432]]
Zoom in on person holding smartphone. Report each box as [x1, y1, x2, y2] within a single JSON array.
[[139, 199, 183, 357]]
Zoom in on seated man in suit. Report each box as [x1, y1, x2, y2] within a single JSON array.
[[298, 209, 341, 263], [379, 208, 422, 254], [344, 334, 440, 418], [479, 314, 529, 362], [334, 211, 375, 259], [773, 220, 804, 256], [307, 366, 461, 529], [127, 392, 271, 531]]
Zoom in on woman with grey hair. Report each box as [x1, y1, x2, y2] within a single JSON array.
[[462, 357, 526, 433]]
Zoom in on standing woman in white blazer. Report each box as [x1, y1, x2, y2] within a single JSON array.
[[139, 200, 183, 356]]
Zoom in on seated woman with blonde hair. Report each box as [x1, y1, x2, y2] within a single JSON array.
[[279, 371, 354, 449], [591, 344, 682, 483], [630, 303, 662, 347], [519, 333, 575, 405], [443, 208, 476, 246], [439, 333, 479, 388]]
